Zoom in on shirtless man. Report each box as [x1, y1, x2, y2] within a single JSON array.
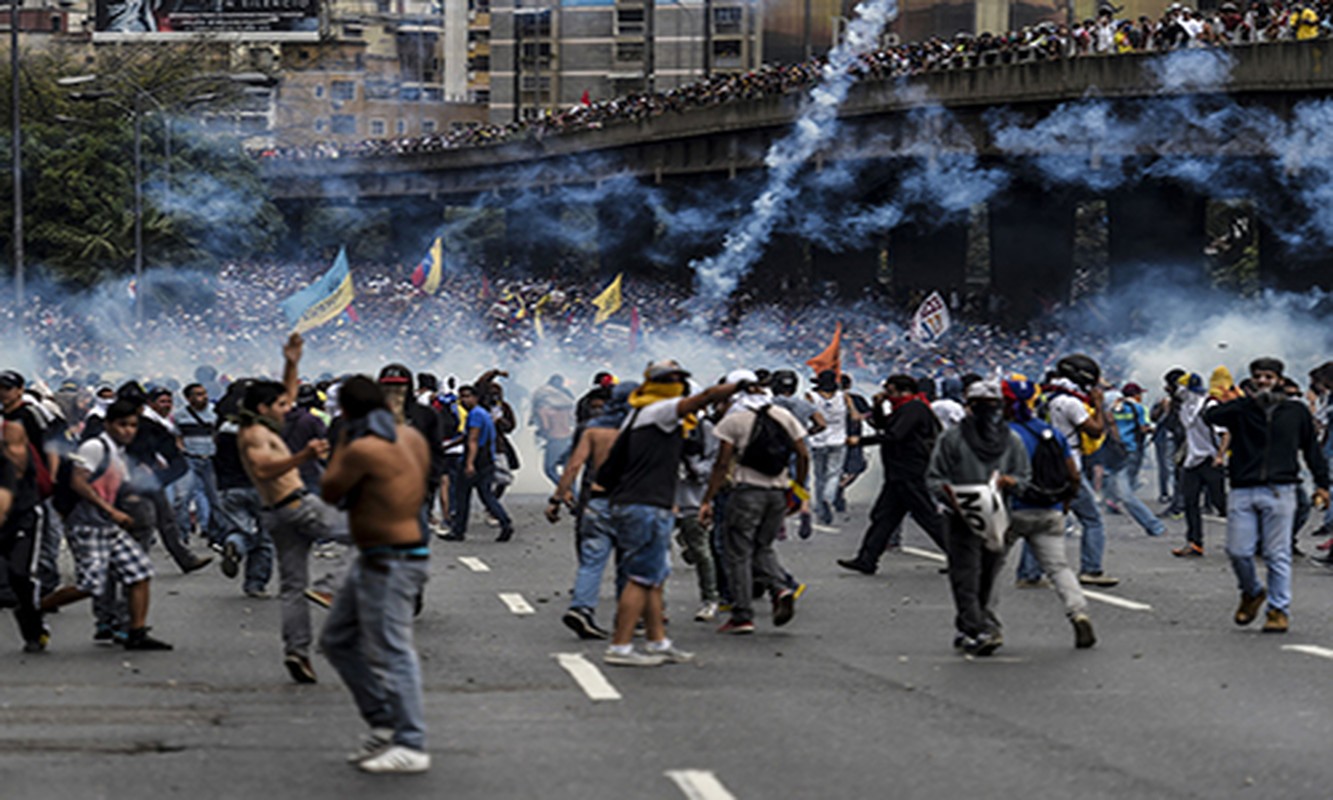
[[319, 376, 432, 774], [545, 381, 638, 640], [238, 333, 334, 684]]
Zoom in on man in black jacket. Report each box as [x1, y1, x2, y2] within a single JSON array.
[[1204, 357, 1330, 633], [837, 375, 946, 575]]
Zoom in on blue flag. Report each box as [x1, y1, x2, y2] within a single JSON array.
[[281, 247, 356, 333]]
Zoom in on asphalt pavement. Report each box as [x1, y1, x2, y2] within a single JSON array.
[[2, 485, 1333, 800]]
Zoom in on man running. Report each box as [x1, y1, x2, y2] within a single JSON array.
[[238, 333, 336, 684], [319, 376, 432, 774]]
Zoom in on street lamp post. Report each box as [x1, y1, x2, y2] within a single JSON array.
[[11, 0, 22, 304], [57, 71, 274, 324]]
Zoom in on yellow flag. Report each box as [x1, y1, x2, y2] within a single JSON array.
[[591, 273, 623, 325]]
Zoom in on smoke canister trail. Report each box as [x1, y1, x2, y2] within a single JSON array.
[[689, 0, 899, 312]]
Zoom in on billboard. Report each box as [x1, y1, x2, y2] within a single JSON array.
[[94, 0, 320, 39]]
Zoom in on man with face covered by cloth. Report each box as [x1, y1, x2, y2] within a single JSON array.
[[926, 380, 1030, 656], [1204, 358, 1330, 634]]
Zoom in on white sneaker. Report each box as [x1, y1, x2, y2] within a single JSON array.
[[603, 647, 667, 667], [646, 643, 696, 664], [346, 727, 394, 764], [358, 745, 431, 773], [694, 601, 719, 622]]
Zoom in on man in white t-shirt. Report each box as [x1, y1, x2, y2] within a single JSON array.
[[701, 376, 809, 634], [1017, 359, 1119, 588]]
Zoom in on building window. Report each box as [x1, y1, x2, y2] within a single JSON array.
[[469, 55, 490, 72], [422, 119, 437, 134], [315, 118, 327, 132], [616, 6, 644, 36], [370, 119, 386, 136], [713, 39, 742, 66], [314, 84, 325, 99], [713, 6, 742, 34], [472, 89, 490, 104], [396, 119, 407, 134], [330, 81, 356, 101], [331, 114, 357, 134], [616, 41, 644, 62], [516, 8, 550, 37], [423, 87, 442, 102]]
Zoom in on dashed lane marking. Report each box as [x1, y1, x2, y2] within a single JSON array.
[[900, 545, 1153, 611], [901, 546, 946, 562], [665, 770, 738, 800], [1080, 590, 1153, 612], [498, 593, 535, 614], [812, 524, 841, 534], [553, 653, 622, 701], [458, 556, 490, 572], [1282, 644, 1333, 661]]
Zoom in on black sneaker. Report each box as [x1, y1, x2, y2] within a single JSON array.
[[772, 588, 796, 627], [123, 627, 173, 651], [836, 558, 875, 575], [220, 541, 241, 579], [284, 653, 318, 684], [496, 528, 514, 543], [562, 608, 610, 640], [93, 623, 119, 644], [963, 631, 1003, 657], [182, 555, 213, 575]]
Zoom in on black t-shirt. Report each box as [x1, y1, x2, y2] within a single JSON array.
[[607, 400, 685, 510], [214, 428, 250, 491]]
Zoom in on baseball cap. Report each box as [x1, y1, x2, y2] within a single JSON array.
[[644, 359, 690, 382], [725, 368, 759, 387], [0, 370, 25, 390], [1121, 382, 1144, 397], [965, 380, 1003, 400], [378, 364, 412, 385]]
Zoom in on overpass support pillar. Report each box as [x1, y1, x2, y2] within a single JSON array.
[[989, 181, 1074, 323], [751, 234, 812, 301], [1107, 182, 1206, 288], [598, 198, 661, 280]]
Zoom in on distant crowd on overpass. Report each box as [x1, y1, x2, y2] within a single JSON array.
[[255, 0, 1329, 162]]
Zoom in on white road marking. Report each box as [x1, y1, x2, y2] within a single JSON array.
[[553, 653, 622, 701], [899, 546, 1153, 612], [665, 770, 738, 800], [1080, 590, 1153, 612], [498, 593, 535, 614], [812, 524, 841, 534], [1282, 644, 1333, 661], [901, 546, 946, 562], [458, 556, 490, 572]]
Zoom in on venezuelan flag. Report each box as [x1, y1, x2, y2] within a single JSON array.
[[410, 236, 445, 295], [281, 247, 356, 334]]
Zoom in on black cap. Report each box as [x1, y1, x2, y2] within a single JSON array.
[[417, 373, 439, 392], [378, 364, 413, 386], [0, 370, 25, 390], [1250, 357, 1285, 377]]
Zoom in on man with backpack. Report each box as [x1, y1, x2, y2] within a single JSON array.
[[701, 374, 808, 635], [1172, 372, 1229, 558], [837, 375, 946, 575], [1003, 380, 1096, 649]]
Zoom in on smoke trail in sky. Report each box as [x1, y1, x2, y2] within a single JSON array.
[[689, 0, 898, 310]]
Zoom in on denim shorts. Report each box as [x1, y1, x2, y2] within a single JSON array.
[[607, 502, 673, 587]]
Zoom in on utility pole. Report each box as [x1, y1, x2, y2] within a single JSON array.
[[644, 0, 655, 94], [10, 0, 22, 304], [132, 92, 143, 325], [513, 2, 523, 123], [703, 0, 712, 79], [803, 0, 812, 61]]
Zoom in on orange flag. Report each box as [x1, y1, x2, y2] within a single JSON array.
[[806, 322, 842, 378]]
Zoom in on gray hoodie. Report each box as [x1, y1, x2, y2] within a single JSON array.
[[926, 425, 1031, 506]]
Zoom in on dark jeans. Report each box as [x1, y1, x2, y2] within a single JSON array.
[[945, 513, 1004, 639], [1183, 461, 1227, 547], [0, 507, 46, 644], [852, 478, 946, 570], [722, 486, 787, 624], [452, 464, 511, 537]]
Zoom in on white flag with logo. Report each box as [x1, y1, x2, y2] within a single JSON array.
[[910, 291, 951, 344]]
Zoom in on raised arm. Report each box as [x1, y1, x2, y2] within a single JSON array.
[[241, 431, 323, 482], [678, 382, 741, 419], [281, 332, 303, 405]]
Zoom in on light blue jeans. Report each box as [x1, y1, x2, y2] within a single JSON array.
[[1104, 464, 1166, 536], [1227, 485, 1297, 613], [570, 497, 613, 611], [321, 556, 429, 751], [810, 446, 846, 523], [213, 487, 275, 594], [171, 456, 218, 542]]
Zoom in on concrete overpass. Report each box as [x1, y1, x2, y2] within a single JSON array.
[[260, 41, 1333, 320]]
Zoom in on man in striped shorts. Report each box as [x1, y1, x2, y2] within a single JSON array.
[[41, 399, 172, 651]]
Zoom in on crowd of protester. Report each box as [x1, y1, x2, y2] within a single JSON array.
[[253, 1, 1333, 162]]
